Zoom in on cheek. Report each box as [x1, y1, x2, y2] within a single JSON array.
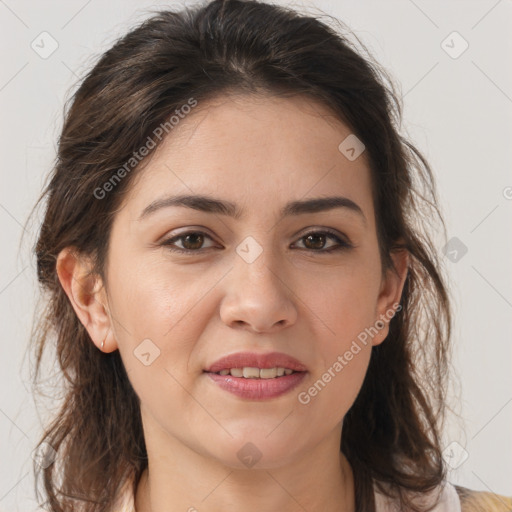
[[305, 261, 380, 340], [110, 255, 212, 339], [294, 265, 377, 416], [108, 259, 213, 388], [298, 332, 372, 433]]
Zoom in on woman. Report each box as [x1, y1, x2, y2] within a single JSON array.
[[28, 0, 511, 510]]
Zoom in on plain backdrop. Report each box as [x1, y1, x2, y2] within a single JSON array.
[[1, 0, 511, 509]]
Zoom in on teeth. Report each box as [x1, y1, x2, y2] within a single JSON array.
[[259, 368, 277, 379], [243, 367, 262, 378], [215, 366, 297, 378]]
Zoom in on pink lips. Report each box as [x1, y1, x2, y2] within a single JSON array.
[[206, 371, 307, 400], [203, 351, 308, 400]]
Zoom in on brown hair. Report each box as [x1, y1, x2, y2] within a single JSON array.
[[26, 0, 455, 510]]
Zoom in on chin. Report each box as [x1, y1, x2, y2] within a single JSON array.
[[205, 435, 303, 471]]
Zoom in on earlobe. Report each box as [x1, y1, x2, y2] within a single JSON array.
[[373, 249, 409, 346], [56, 247, 116, 352]]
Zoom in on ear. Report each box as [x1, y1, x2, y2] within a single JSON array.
[[372, 248, 409, 347], [56, 246, 117, 353]]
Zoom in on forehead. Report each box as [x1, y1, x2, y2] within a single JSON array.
[[119, 92, 374, 224]]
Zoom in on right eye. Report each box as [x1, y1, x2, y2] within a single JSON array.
[[160, 231, 217, 253]]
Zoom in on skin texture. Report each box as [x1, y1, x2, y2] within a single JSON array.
[[57, 93, 409, 512]]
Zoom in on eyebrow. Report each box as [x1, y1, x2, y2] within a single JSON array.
[[137, 194, 366, 225]]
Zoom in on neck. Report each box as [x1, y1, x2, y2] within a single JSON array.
[[135, 435, 356, 512]]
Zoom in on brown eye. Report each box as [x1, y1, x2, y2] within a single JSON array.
[[293, 230, 352, 253], [302, 233, 327, 250], [160, 229, 352, 255], [160, 231, 216, 253], [180, 233, 205, 250]]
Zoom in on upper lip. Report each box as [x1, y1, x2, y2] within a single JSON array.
[[204, 351, 308, 373]]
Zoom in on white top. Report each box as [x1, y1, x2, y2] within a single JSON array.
[[113, 476, 461, 511], [373, 479, 461, 511]]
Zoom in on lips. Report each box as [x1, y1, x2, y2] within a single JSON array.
[[204, 351, 308, 374]]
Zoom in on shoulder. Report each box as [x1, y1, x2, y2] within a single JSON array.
[[374, 479, 460, 511], [454, 484, 512, 512], [373, 479, 512, 512]]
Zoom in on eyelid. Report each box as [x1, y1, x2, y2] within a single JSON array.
[[291, 228, 352, 251], [295, 226, 351, 244], [159, 228, 218, 251], [159, 226, 353, 254]]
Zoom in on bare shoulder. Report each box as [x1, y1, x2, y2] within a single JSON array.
[[454, 484, 512, 512]]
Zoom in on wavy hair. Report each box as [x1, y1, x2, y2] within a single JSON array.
[[26, 1, 454, 510]]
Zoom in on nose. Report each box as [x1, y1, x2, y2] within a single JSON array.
[[219, 247, 298, 334]]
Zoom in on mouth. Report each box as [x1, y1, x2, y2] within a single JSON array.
[[204, 366, 302, 379], [204, 351, 308, 374], [203, 351, 308, 400]]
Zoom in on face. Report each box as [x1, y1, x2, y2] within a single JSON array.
[[60, 92, 408, 469]]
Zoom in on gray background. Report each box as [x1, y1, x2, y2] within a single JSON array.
[[1, 0, 511, 510]]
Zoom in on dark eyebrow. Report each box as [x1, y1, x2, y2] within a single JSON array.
[[137, 194, 366, 225]]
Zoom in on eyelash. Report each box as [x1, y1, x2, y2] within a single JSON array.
[[159, 229, 352, 255]]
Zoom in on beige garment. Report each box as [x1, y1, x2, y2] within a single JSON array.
[[113, 475, 512, 511]]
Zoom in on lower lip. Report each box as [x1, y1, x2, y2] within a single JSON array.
[[205, 371, 307, 400]]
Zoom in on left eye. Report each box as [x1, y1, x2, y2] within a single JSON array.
[[292, 230, 351, 252], [160, 230, 351, 254]]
